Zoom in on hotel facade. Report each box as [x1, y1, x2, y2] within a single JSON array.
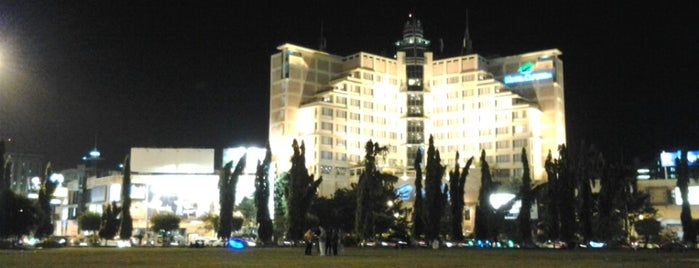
[[269, 17, 566, 198]]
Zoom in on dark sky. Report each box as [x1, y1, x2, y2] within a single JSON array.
[[0, 1, 697, 170]]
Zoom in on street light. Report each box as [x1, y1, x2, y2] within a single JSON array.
[[78, 147, 102, 215]]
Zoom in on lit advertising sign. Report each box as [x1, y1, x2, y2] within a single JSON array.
[[503, 60, 554, 85], [504, 71, 553, 84], [660, 150, 698, 167], [674, 186, 699, 205], [396, 184, 413, 201]]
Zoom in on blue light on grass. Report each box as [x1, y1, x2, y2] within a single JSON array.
[[228, 238, 246, 250]]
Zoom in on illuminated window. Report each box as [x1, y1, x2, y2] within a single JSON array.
[[321, 136, 333, 146], [496, 155, 510, 163], [321, 108, 333, 117], [513, 153, 522, 163], [513, 125, 528, 134], [336, 167, 347, 175], [478, 87, 491, 95], [513, 139, 527, 149], [336, 96, 347, 105], [321, 122, 333, 131], [320, 165, 332, 174], [496, 141, 510, 150], [336, 153, 347, 161], [479, 142, 492, 150], [320, 151, 333, 160]]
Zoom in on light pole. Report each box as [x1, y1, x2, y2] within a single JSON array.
[[78, 147, 102, 215]]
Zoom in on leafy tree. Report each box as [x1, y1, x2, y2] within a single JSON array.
[[285, 139, 322, 241], [310, 186, 357, 235], [150, 213, 181, 232], [237, 197, 256, 234], [676, 149, 696, 244], [36, 162, 58, 238], [449, 152, 473, 242], [0, 189, 39, 242], [547, 145, 577, 246], [273, 171, 289, 242], [232, 214, 244, 232], [119, 154, 133, 240], [99, 201, 121, 244], [411, 146, 425, 240], [355, 140, 399, 242], [150, 213, 181, 246], [635, 218, 661, 248], [424, 136, 447, 243], [199, 212, 219, 235], [78, 211, 101, 244], [474, 150, 494, 241], [218, 155, 246, 240], [254, 143, 273, 245]]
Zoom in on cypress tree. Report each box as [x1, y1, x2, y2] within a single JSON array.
[[286, 140, 322, 240], [411, 146, 425, 239], [218, 161, 233, 239], [424, 136, 446, 244], [677, 149, 696, 244], [119, 155, 133, 240], [517, 147, 533, 247], [474, 150, 494, 241], [449, 152, 473, 242], [255, 143, 273, 245]]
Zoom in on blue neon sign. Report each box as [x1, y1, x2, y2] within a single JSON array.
[[503, 71, 553, 84]]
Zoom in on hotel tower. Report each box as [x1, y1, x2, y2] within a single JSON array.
[[268, 16, 566, 198]]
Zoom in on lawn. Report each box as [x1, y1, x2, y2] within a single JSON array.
[[1, 246, 698, 268]]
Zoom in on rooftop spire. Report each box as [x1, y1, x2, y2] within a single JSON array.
[[461, 9, 473, 55], [318, 20, 327, 51]]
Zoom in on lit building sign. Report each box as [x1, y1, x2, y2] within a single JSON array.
[[504, 60, 554, 85], [504, 71, 553, 84], [674, 186, 699, 205], [396, 184, 413, 201], [660, 150, 699, 167]]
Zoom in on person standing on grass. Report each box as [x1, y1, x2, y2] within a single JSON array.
[[336, 229, 343, 255], [304, 229, 315, 256], [329, 228, 339, 256], [318, 226, 327, 256], [325, 228, 334, 255]]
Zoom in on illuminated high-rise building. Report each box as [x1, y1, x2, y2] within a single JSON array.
[[269, 16, 566, 197]]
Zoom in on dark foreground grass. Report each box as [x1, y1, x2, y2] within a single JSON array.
[[1, 246, 698, 268]]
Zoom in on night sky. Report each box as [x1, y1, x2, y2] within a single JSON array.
[[0, 1, 697, 170]]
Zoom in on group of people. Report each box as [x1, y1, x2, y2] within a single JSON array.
[[304, 226, 342, 256]]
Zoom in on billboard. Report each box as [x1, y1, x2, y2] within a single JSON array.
[[660, 150, 698, 167]]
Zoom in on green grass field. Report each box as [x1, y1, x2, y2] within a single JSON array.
[[1, 246, 698, 268]]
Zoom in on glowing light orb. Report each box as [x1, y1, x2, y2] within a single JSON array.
[[228, 238, 246, 250]]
